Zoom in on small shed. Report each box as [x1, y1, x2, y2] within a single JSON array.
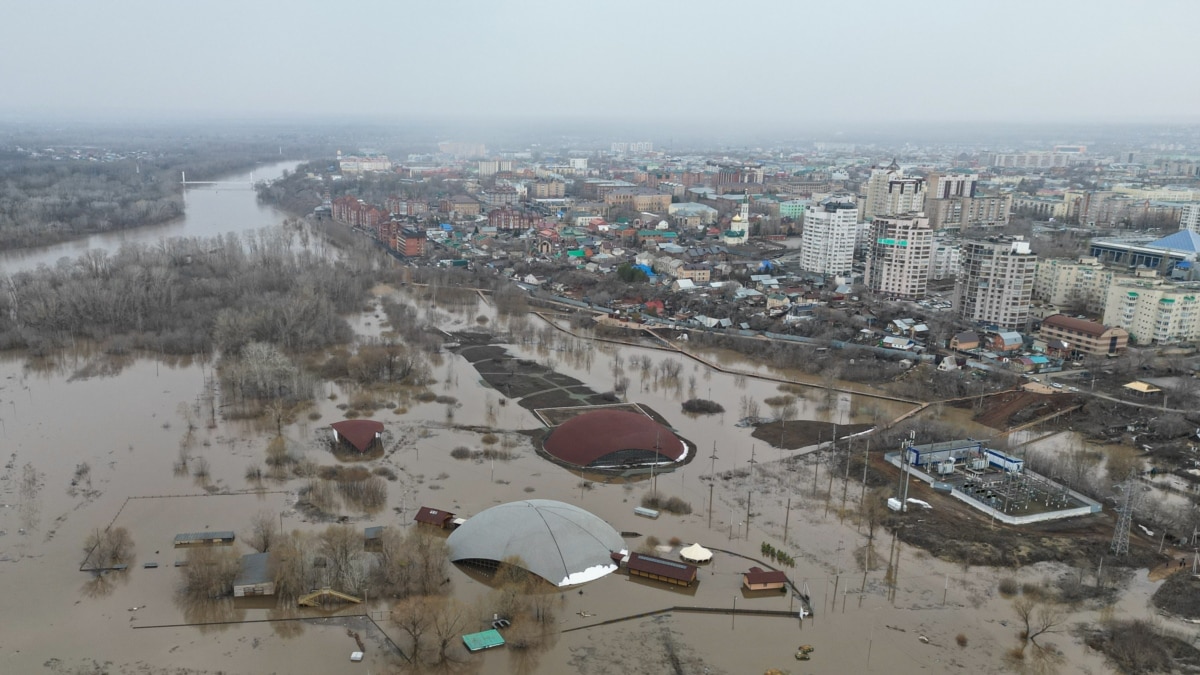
[[233, 552, 276, 597], [1123, 381, 1162, 397], [414, 506, 457, 529], [463, 629, 506, 652], [742, 566, 788, 592], [329, 420, 385, 454], [627, 552, 697, 587], [364, 526, 384, 551], [173, 531, 235, 547]]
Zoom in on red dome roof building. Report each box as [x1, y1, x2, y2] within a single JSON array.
[[542, 410, 688, 469]]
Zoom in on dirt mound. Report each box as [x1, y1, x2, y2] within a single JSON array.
[[1152, 569, 1200, 619]]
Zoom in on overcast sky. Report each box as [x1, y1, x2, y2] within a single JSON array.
[[2, 0, 1197, 128]]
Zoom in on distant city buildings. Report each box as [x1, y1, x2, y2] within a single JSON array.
[[799, 198, 858, 277], [865, 214, 933, 299], [337, 152, 391, 174], [610, 141, 653, 154], [955, 236, 1036, 330]]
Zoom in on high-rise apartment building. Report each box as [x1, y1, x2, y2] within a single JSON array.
[[800, 198, 858, 277], [864, 161, 925, 219], [1033, 256, 1118, 314], [865, 215, 933, 299], [955, 236, 1037, 330]]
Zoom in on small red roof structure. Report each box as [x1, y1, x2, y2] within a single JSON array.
[[627, 552, 697, 586], [414, 506, 456, 529], [330, 420, 384, 453], [742, 566, 788, 591]]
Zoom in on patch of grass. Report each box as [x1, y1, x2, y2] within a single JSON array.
[[307, 411, 322, 421], [434, 395, 458, 405], [416, 391, 437, 403], [373, 467, 398, 481], [317, 465, 372, 482], [681, 398, 725, 415], [641, 492, 693, 515], [523, 486, 535, 493]]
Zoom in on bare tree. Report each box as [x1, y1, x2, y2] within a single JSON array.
[[83, 527, 134, 568], [1013, 596, 1067, 652], [429, 596, 471, 664], [180, 546, 242, 600], [270, 532, 314, 603], [319, 524, 362, 592], [245, 510, 278, 553], [392, 595, 438, 661]]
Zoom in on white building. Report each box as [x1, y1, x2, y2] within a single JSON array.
[[1103, 270, 1200, 344], [1181, 203, 1200, 234], [865, 215, 933, 299], [955, 236, 1037, 330], [800, 198, 858, 277]]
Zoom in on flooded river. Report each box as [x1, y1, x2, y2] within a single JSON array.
[[0, 160, 301, 275], [0, 175, 1184, 674]]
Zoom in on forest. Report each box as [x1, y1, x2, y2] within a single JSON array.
[[0, 225, 379, 355]]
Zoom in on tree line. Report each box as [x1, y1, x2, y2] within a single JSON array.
[[0, 227, 376, 356]]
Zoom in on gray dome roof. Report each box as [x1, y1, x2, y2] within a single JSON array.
[[447, 500, 625, 587]]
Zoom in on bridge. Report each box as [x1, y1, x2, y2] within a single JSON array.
[[180, 170, 256, 188]]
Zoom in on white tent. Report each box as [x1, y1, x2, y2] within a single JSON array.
[[679, 543, 713, 563]]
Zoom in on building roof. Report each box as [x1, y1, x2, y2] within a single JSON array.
[[1041, 314, 1110, 338], [174, 531, 235, 543], [1124, 381, 1162, 394], [542, 410, 686, 468], [679, 543, 712, 563], [627, 552, 697, 583], [414, 506, 455, 526], [330, 420, 384, 452], [1148, 230, 1200, 254], [463, 629, 506, 652], [233, 552, 271, 587], [743, 566, 788, 585], [447, 500, 625, 587], [364, 526, 384, 540]]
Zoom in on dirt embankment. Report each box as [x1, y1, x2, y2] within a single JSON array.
[[959, 390, 1082, 429], [751, 420, 874, 450]]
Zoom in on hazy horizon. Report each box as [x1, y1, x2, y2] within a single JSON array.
[[3, 0, 1198, 131]]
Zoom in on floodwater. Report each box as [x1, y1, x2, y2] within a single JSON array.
[[0, 184, 1182, 674], [0, 160, 301, 275]]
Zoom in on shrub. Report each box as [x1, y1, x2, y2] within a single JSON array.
[[956, 634, 968, 648], [668, 536, 682, 546], [998, 578, 1019, 597], [416, 391, 437, 402], [434, 395, 458, 405], [373, 467, 398, 481], [450, 446, 472, 460], [681, 398, 725, 415], [481, 433, 499, 446]]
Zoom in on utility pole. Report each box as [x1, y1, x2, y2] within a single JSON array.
[[708, 442, 717, 529], [783, 497, 791, 545]]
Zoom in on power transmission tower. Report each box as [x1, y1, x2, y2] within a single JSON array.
[[1110, 470, 1139, 556]]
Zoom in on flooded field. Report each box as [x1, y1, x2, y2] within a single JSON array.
[[0, 288, 1183, 675], [0, 181, 1188, 672]]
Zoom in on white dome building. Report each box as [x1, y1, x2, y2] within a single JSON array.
[[447, 500, 626, 587]]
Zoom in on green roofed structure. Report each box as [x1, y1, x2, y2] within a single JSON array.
[[463, 629, 505, 652]]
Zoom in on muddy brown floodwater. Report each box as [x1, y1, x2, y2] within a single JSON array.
[[0, 284, 1183, 675]]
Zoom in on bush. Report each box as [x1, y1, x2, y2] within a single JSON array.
[[641, 492, 693, 515], [998, 578, 1019, 598], [481, 433, 499, 446], [373, 467, 398, 481], [416, 391, 437, 403], [450, 446, 472, 460], [956, 633, 968, 648], [681, 399, 725, 415], [434, 395, 458, 405]]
